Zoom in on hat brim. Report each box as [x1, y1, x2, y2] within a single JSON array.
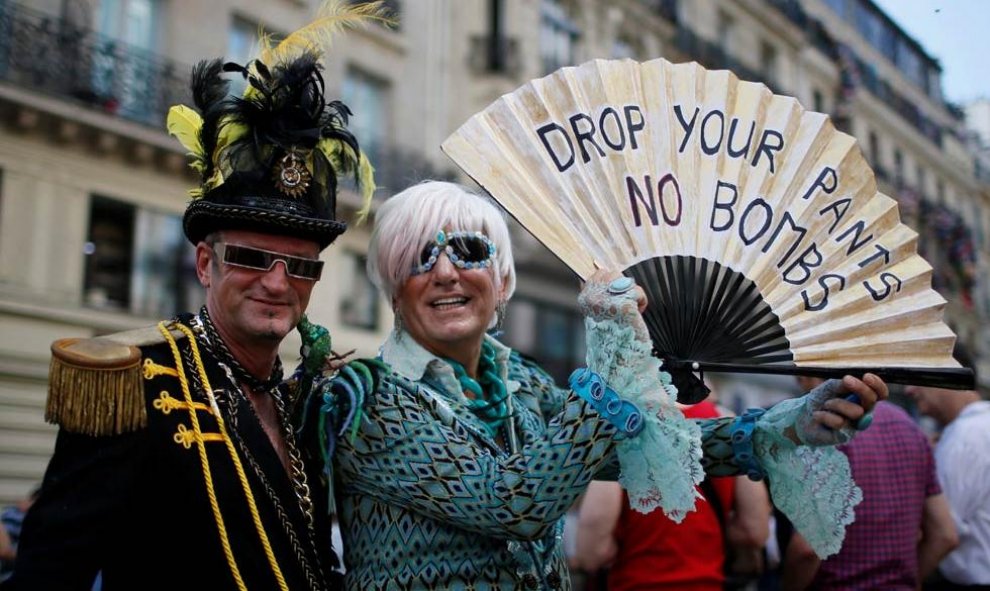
[[183, 200, 346, 250]]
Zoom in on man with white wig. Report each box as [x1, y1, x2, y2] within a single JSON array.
[[299, 181, 887, 590]]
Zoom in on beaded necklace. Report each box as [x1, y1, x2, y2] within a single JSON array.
[[444, 340, 510, 439]]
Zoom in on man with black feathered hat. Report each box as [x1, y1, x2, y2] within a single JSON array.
[[4, 4, 380, 589]]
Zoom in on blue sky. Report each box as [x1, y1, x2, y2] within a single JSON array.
[[871, 0, 989, 104]]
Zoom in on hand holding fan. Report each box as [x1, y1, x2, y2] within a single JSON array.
[[442, 58, 974, 399]]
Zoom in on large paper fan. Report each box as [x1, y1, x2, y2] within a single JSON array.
[[442, 58, 973, 393]]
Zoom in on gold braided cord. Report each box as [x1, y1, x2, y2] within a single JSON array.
[[170, 322, 291, 591], [173, 424, 226, 449], [153, 391, 213, 416], [157, 322, 248, 591], [143, 358, 179, 380]]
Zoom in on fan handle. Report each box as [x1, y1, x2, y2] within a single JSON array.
[[663, 360, 975, 391]]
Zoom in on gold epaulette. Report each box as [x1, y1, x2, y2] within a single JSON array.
[[46, 325, 187, 436]]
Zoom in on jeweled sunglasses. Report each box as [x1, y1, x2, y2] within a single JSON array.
[[214, 243, 324, 281], [411, 230, 497, 276]]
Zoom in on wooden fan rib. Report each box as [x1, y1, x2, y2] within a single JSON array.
[[527, 69, 629, 272], [690, 258, 750, 358], [767, 222, 920, 324], [558, 61, 642, 267], [786, 288, 946, 340], [793, 322, 956, 361]]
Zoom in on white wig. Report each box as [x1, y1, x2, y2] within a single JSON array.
[[367, 180, 516, 304]]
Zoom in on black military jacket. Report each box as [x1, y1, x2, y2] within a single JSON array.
[[6, 316, 340, 591]]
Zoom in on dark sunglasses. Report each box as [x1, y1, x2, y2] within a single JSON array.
[[213, 243, 324, 281], [412, 230, 497, 275]]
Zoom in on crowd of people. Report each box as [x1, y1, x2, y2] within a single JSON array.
[[0, 7, 986, 591], [562, 366, 988, 591]]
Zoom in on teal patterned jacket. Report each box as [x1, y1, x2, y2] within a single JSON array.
[[332, 332, 623, 590]]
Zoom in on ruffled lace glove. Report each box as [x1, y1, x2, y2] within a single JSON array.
[[751, 379, 866, 557], [794, 379, 857, 446], [578, 272, 703, 521]]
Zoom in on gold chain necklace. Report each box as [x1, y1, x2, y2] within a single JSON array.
[[192, 314, 315, 529], [271, 386, 315, 528]]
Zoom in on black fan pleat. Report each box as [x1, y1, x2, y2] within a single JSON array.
[[625, 255, 793, 366]]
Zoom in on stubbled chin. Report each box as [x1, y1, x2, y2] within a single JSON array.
[[246, 309, 296, 339]]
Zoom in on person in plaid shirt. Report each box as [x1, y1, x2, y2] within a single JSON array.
[[780, 377, 959, 591]]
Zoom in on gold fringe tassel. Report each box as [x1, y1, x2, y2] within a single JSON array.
[[46, 338, 146, 436]]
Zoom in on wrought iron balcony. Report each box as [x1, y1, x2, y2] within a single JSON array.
[[0, 2, 189, 128], [840, 47, 943, 147], [469, 34, 522, 77], [673, 28, 783, 94], [638, 0, 679, 24]]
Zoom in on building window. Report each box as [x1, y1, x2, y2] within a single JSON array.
[[813, 89, 824, 113], [916, 165, 927, 194], [228, 16, 284, 97], [343, 67, 390, 165], [893, 149, 904, 185], [84, 196, 201, 317], [339, 251, 378, 330], [94, 0, 161, 122], [716, 10, 734, 55], [894, 38, 926, 89], [868, 130, 880, 166], [824, 0, 849, 20], [540, 0, 580, 75], [502, 296, 585, 383], [611, 37, 635, 60], [759, 41, 778, 89]]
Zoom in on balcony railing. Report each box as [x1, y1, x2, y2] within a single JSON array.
[[0, 2, 189, 128], [839, 45, 943, 147], [638, 0, 679, 24], [674, 28, 783, 94], [469, 35, 522, 77]]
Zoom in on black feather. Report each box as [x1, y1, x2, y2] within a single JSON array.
[[190, 59, 230, 185], [255, 60, 272, 81], [202, 50, 363, 204], [191, 59, 227, 112]]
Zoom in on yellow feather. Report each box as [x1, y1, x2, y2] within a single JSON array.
[[315, 139, 377, 224], [214, 119, 247, 159], [260, 0, 393, 65], [354, 152, 377, 224], [203, 168, 225, 195], [166, 105, 204, 156], [317, 138, 342, 168]]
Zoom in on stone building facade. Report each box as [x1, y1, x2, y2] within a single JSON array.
[[0, 0, 986, 504]]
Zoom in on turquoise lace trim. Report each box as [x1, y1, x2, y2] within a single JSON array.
[[585, 316, 703, 521], [754, 396, 863, 557]]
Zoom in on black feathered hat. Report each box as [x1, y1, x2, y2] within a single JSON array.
[[167, 3, 381, 250]]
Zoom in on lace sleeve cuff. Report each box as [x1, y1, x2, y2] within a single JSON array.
[[584, 316, 703, 522], [753, 397, 863, 557]]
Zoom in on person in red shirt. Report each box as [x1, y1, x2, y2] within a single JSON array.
[[574, 399, 770, 590]]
